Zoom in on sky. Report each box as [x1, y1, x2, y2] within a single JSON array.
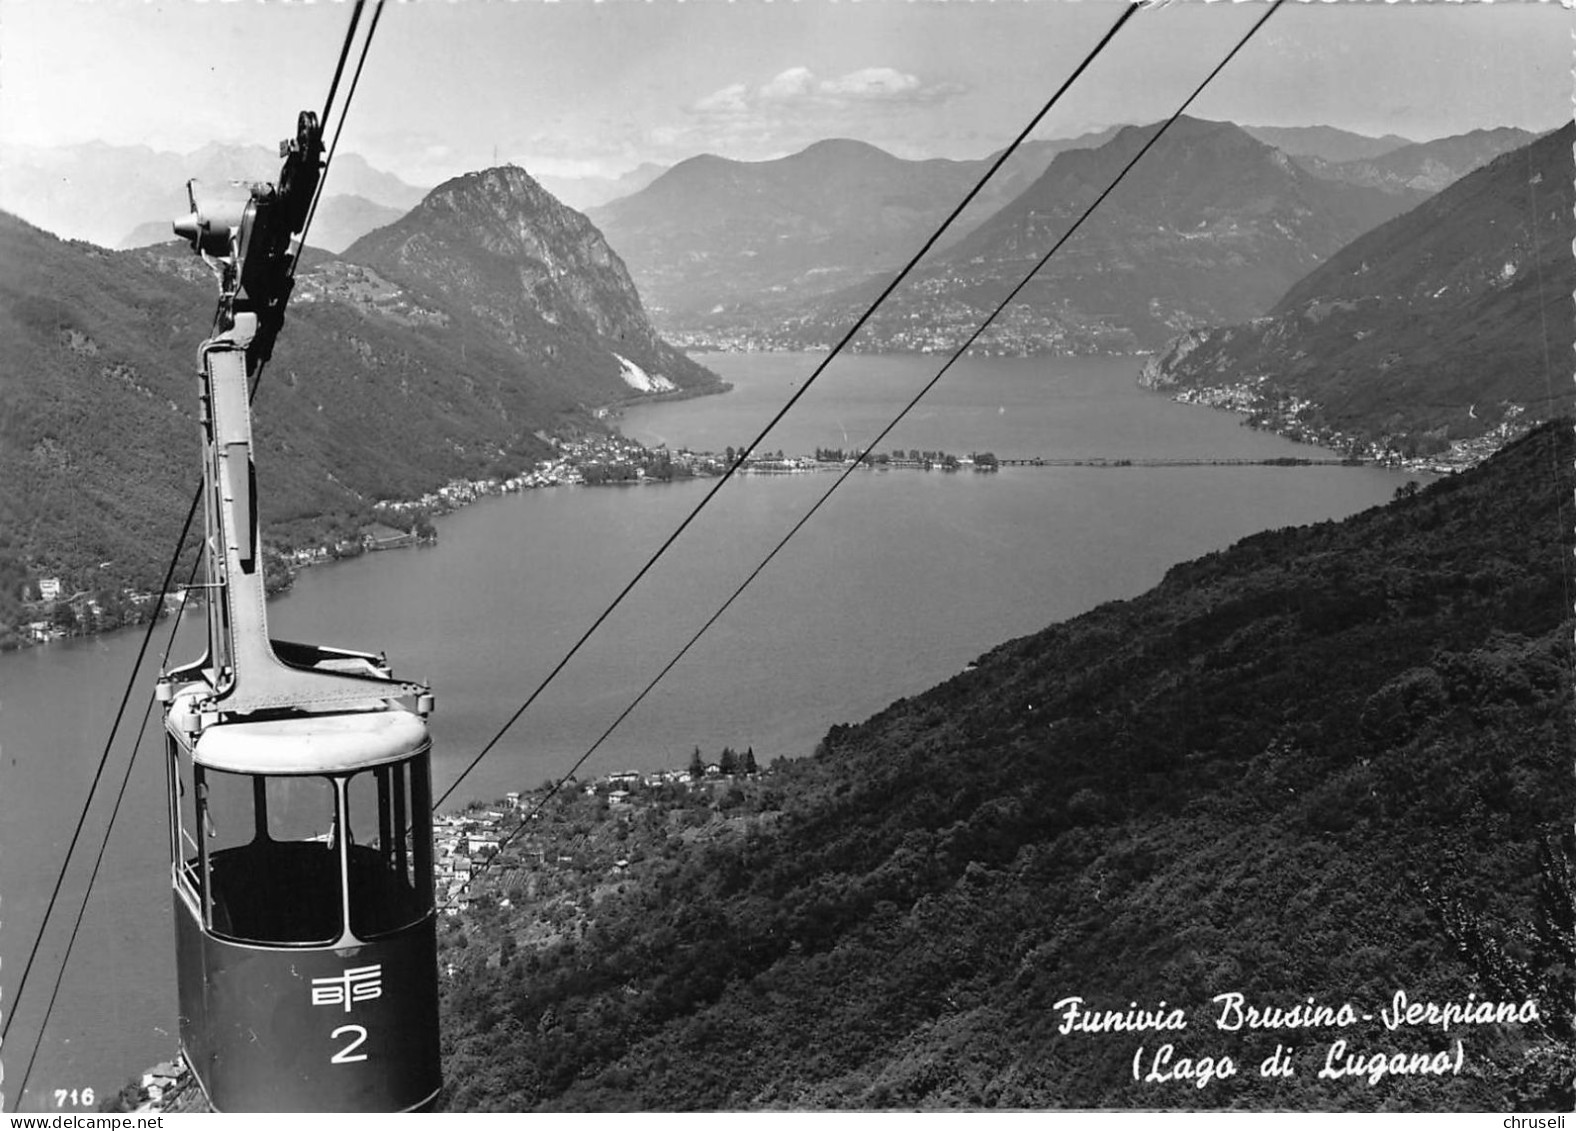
[[0, 0, 1568, 187]]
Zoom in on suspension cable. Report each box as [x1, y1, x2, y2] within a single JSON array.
[[452, 0, 1284, 896], [1, 0, 382, 1083], [11, 583, 196, 1109], [0, 488, 198, 1049], [433, 0, 1143, 811], [318, 0, 366, 138], [300, 0, 387, 258]]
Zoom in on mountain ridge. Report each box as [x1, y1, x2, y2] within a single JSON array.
[[1294, 127, 1539, 196], [0, 140, 428, 249], [587, 129, 1122, 332], [1140, 122, 1575, 457], [1239, 124, 1415, 163], [781, 116, 1424, 354]]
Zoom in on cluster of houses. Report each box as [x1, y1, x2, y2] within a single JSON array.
[[434, 807, 510, 912], [111, 1055, 187, 1112], [432, 760, 758, 911], [17, 578, 179, 644], [585, 767, 701, 805], [373, 433, 675, 528], [1173, 379, 1537, 474]]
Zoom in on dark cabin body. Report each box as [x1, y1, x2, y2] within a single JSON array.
[[157, 111, 442, 1112]]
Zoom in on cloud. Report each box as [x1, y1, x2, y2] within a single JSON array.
[[759, 67, 817, 102], [689, 66, 967, 121], [820, 68, 942, 102], [659, 65, 970, 162], [692, 83, 752, 116]]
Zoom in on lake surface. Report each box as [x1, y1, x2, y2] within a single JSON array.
[[0, 352, 1411, 1108]]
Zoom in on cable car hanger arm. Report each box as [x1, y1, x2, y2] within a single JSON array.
[[161, 110, 431, 719]]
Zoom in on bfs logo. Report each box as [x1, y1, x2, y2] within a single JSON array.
[[310, 964, 384, 1013]]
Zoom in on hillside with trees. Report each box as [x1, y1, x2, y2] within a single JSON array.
[[436, 420, 1574, 1111], [0, 190, 716, 646], [1141, 123, 1574, 459]]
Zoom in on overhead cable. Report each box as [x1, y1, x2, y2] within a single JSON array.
[[434, 0, 1144, 810], [454, 0, 1286, 898], [2, 0, 385, 1096]]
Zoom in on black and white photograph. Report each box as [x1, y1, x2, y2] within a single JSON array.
[[0, 0, 1570, 1114]]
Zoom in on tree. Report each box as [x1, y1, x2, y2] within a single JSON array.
[[742, 746, 758, 775], [719, 746, 739, 775], [688, 746, 705, 779]]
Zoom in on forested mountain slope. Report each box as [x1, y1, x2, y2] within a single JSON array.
[[0, 194, 681, 641], [439, 421, 1574, 1111], [1142, 123, 1574, 456]]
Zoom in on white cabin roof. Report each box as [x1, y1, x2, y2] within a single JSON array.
[[183, 699, 429, 774]]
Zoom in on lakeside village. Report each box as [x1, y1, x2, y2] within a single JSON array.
[[7, 433, 999, 649], [1168, 376, 1538, 474]]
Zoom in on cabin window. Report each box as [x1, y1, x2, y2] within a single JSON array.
[[197, 768, 342, 946], [168, 737, 202, 903], [345, 754, 434, 938]]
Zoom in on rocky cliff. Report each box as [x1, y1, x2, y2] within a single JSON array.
[[345, 166, 722, 405]]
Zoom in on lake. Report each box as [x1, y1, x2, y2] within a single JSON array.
[[0, 352, 1412, 1109]]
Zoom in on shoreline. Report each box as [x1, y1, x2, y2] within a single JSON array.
[[7, 413, 1420, 655], [15, 346, 1466, 656]]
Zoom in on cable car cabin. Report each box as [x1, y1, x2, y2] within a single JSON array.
[[161, 124, 441, 1111], [163, 692, 440, 1112]]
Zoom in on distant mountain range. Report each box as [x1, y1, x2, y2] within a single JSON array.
[[774, 117, 1423, 354], [578, 120, 1551, 352], [1140, 122, 1574, 456], [1292, 127, 1540, 196], [1239, 124, 1415, 163], [588, 129, 1122, 327], [0, 165, 720, 640], [117, 193, 410, 256], [0, 141, 428, 252]]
